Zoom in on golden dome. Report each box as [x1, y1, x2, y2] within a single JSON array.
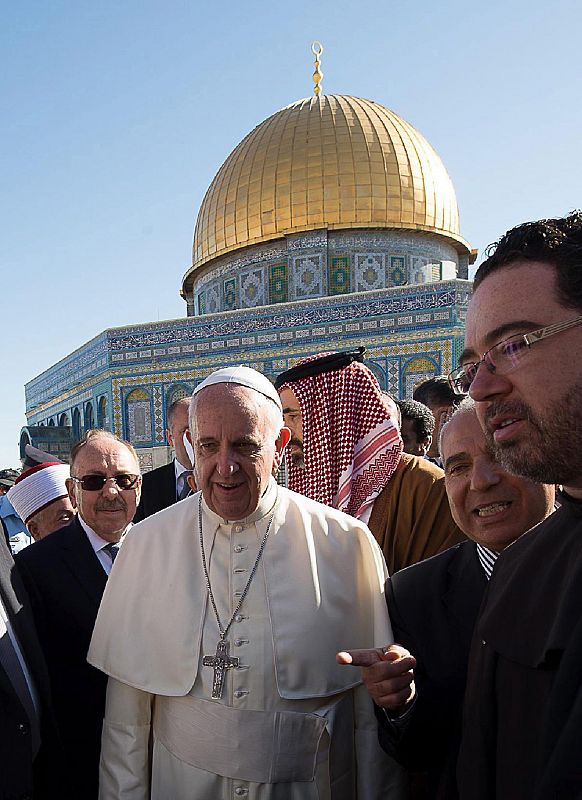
[[184, 95, 471, 292]]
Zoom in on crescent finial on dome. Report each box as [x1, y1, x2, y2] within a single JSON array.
[[311, 41, 323, 96]]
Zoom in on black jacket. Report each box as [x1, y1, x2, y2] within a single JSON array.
[[0, 538, 66, 799], [378, 541, 487, 799], [15, 518, 108, 800], [133, 460, 177, 522]]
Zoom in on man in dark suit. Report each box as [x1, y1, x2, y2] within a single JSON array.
[[454, 211, 582, 799], [0, 535, 67, 798], [15, 429, 141, 799], [338, 399, 555, 798], [134, 397, 193, 522]]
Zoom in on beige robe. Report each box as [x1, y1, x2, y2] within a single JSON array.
[[88, 480, 404, 799], [368, 453, 465, 575]]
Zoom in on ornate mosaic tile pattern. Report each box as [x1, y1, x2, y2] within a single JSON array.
[[269, 264, 288, 304], [188, 230, 464, 315], [388, 256, 407, 286], [411, 256, 432, 285], [291, 254, 324, 300], [26, 281, 470, 429], [223, 278, 237, 312], [403, 355, 443, 398], [240, 268, 266, 308], [127, 399, 152, 444], [153, 386, 164, 443], [329, 256, 351, 295], [387, 360, 400, 396], [137, 451, 153, 470], [356, 253, 385, 291], [205, 284, 220, 314]]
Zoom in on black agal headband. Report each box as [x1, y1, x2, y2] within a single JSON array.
[[274, 347, 366, 389]]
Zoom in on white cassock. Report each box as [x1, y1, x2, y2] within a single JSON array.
[[88, 479, 404, 799]]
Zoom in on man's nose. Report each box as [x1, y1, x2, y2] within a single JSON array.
[[100, 477, 123, 495], [470, 458, 501, 492], [217, 455, 239, 477], [469, 361, 512, 402]]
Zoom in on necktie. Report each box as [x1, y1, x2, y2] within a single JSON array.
[[103, 542, 120, 564], [178, 472, 193, 501], [0, 628, 41, 757]]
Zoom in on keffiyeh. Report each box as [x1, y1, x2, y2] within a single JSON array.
[[279, 354, 403, 519]]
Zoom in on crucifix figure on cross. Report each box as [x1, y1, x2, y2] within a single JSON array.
[[202, 639, 240, 699]]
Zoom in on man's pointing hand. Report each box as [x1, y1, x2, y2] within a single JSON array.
[[336, 644, 416, 715]]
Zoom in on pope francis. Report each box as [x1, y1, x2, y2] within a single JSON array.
[[88, 366, 404, 799]]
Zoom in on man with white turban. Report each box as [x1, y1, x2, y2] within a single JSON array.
[[8, 462, 74, 541], [89, 366, 407, 799]]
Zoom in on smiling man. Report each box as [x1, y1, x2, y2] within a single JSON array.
[[15, 430, 141, 799], [337, 399, 554, 798], [89, 366, 404, 800], [447, 211, 582, 799]]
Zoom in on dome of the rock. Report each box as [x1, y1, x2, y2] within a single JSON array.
[[183, 94, 471, 301]]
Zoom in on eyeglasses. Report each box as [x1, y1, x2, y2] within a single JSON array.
[[448, 315, 582, 396], [70, 474, 140, 492]]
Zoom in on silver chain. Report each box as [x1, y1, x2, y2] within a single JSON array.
[[198, 494, 276, 642]]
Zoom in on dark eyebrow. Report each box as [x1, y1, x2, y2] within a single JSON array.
[[458, 319, 544, 365], [443, 451, 471, 473], [282, 406, 301, 414]]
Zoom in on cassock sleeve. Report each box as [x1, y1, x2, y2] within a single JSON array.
[[99, 677, 153, 800], [353, 683, 406, 798]]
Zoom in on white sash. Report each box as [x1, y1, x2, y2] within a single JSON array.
[[153, 693, 329, 783]]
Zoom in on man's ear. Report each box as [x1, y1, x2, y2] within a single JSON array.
[[166, 428, 173, 447], [66, 478, 79, 510], [134, 477, 142, 506], [27, 520, 41, 542]]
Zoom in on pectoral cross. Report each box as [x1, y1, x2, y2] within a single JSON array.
[[202, 639, 239, 699]]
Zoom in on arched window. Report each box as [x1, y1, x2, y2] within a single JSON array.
[[84, 402, 94, 431], [125, 389, 152, 444], [167, 384, 191, 407], [97, 396, 108, 430], [58, 412, 69, 427], [402, 357, 439, 399], [72, 408, 82, 441], [366, 360, 387, 391], [48, 418, 55, 427]]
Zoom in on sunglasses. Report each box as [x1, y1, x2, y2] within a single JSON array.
[[70, 474, 140, 492]]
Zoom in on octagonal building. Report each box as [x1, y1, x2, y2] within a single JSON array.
[[24, 89, 474, 468]]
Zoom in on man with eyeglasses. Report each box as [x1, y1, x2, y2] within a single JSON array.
[[15, 429, 142, 799], [448, 211, 582, 800]]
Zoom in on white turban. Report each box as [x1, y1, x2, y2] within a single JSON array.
[[8, 462, 70, 524], [193, 366, 282, 410]]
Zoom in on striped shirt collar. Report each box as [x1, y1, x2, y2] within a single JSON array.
[[476, 543, 499, 580]]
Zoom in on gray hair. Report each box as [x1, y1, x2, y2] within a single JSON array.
[[438, 396, 477, 456]]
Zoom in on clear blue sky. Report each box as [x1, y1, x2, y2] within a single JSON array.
[[1, 0, 580, 466]]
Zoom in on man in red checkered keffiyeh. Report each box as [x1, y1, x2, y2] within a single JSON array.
[[276, 349, 403, 521]]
